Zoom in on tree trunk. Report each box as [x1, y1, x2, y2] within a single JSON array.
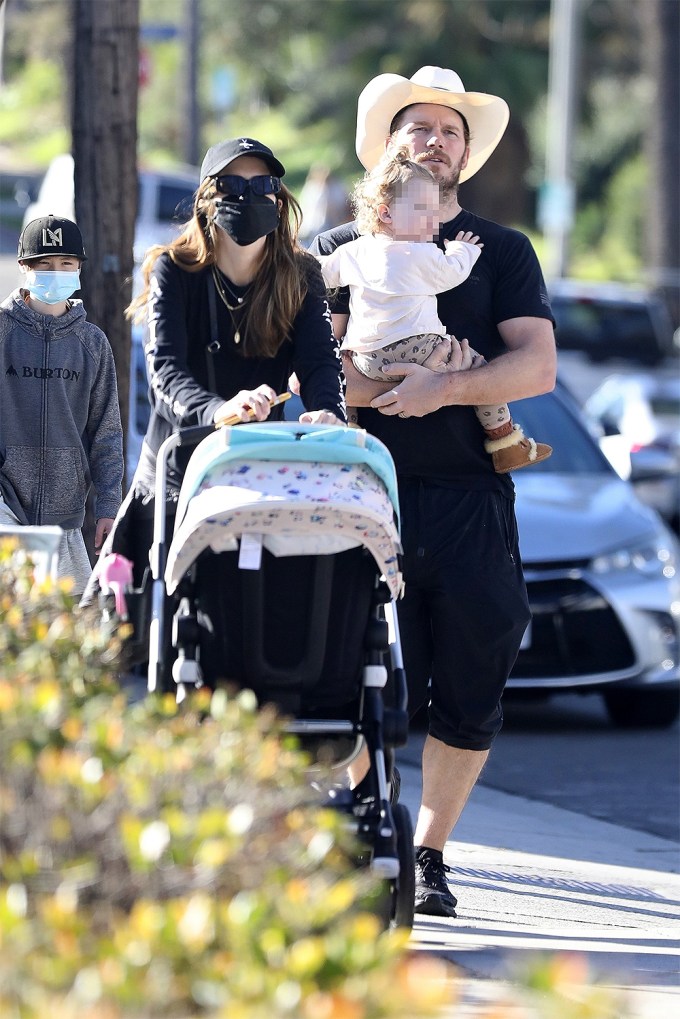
[[71, 0, 139, 556], [643, 0, 680, 328]]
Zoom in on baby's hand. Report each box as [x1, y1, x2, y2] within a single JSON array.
[[423, 336, 477, 373], [454, 230, 484, 249], [423, 337, 453, 373]]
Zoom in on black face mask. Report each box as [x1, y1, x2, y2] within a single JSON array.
[[212, 194, 279, 246]]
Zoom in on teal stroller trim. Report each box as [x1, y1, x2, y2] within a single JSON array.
[[166, 423, 403, 601], [176, 423, 401, 528]]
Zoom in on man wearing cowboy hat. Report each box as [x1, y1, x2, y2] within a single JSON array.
[[311, 67, 556, 918]]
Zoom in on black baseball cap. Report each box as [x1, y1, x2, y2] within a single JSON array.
[[18, 215, 87, 262], [200, 137, 286, 184]]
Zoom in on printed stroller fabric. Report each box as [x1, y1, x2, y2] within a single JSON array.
[[166, 454, 403, 599]]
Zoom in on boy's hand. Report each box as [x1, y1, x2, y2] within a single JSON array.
[[94, 517, 115, 554]]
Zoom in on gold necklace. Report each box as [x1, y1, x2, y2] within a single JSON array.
[[211, 265, 249, 344]]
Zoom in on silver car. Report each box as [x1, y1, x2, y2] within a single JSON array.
[[509, 384, 680, 728], [583, 371, 680, 534]]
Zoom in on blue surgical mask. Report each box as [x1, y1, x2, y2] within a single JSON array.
[[24, 269, 81, 305]]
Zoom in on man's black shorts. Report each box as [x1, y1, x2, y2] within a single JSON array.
[[396, 481, 531, 751]]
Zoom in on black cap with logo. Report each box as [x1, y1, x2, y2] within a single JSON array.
[[200, 137, 286, 184], [18, 215, 87, 262]]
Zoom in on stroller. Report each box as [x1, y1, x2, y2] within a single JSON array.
[[100, 421, 415, 929]]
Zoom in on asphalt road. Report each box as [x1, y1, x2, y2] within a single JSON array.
[[479, 692, 680, 843], [407, 692, 679, 842]]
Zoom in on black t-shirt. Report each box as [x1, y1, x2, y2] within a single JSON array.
[[137, 253, 346, 492], [311, 210, 554, 492]]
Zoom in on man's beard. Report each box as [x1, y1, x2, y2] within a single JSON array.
[[439, 158, 464, 203], [415, 151, 465, 202]]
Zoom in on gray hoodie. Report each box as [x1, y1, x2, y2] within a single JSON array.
[[0, 289, 123, 528]]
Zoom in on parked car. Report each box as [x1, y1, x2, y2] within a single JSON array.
[[584, 372, 680, 534], [0, 170, 42, 252], [22, 154, 197, 262], [548, 278, 676, 366], [507, 383, 679, 728]]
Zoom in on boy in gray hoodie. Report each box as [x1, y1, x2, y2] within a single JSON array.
[[0, 215, 123, 594]]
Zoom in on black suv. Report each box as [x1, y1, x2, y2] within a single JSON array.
[[549, 279, 676, 366]]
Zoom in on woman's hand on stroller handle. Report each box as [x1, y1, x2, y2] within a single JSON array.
[[298, 409, 344, 425], [213, 387, 290, 427], [178, 392, 293, 446]]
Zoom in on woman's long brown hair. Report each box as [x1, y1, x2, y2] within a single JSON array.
[[127, 177, 318, 358]]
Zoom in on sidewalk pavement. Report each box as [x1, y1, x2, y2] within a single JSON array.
[[396, 754, 680, 1018]]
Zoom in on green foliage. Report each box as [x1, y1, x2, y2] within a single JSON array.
[[1, 0, 656, 282], [0, 542, 453, 1018], [569, 153, 647, 281], [0, 58, 69, 167]]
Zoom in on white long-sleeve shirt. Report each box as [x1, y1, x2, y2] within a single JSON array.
[[317, 232, 482, 353]]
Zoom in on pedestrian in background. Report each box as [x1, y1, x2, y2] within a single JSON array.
[[298, 161, 351, 248], [311, 66, 556, 918], [0, 215, 123, 595]]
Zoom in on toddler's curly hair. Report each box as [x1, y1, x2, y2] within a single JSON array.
[[351, 145, 438, 235]]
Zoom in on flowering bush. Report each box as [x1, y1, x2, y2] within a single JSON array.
[[0, 543, 631, 1019], [0, 543, 455, 1018]]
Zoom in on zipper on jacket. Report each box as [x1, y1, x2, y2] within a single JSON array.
[[35, 327, 50, 524]]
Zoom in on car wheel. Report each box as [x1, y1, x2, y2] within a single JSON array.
[[603, 688, 680, 729]]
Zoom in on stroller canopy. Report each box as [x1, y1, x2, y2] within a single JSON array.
[[165, 423, 404, 599]]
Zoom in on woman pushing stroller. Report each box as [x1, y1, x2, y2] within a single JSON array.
[[104, 136, 346, 600]]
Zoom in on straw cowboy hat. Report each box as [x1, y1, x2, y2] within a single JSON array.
[[356, 66, 510, 182]]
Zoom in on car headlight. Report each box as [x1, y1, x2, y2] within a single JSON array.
[[590, 535, 677, 578]]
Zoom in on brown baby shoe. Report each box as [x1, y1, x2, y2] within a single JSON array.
[[484, 424, 553, 474]]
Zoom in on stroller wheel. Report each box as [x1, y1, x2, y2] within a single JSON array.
[[391, 803, 415, 929], [368, 803, 416, 931]]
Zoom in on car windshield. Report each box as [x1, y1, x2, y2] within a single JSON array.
[[551, 296, 654, 341], [156, 182, 195, 223], [511, 392, 612, 474]]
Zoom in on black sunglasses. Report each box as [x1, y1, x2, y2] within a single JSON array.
[[213, 174, 282, 197]]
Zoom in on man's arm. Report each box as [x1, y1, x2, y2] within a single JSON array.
[[343, 352, 393, 406], [372, 316, 556, 418]]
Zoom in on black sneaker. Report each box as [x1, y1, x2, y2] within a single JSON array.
[[414, 847, 458, 918]]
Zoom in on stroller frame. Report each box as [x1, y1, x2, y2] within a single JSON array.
[[136, 422, 414, 926]]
